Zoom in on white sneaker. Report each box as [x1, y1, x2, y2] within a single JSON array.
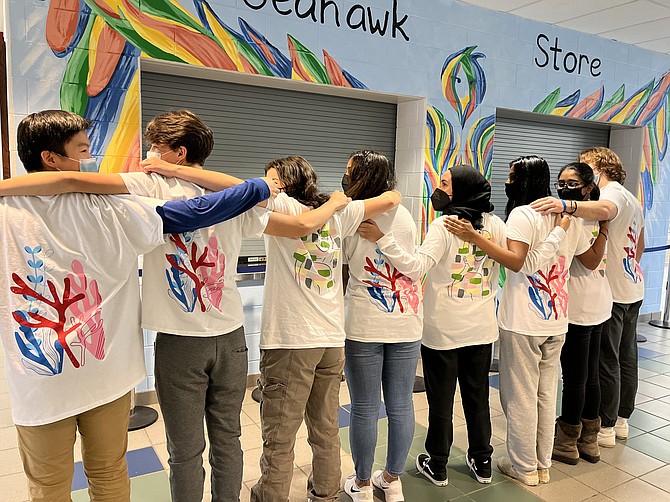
[[344, 474, 373, 502], [538, 468, 550, 484], [371, 469, 404, 502], [598, 426, 616, 448], [496, 457, 538, 486], [614, 417, 629, 439]]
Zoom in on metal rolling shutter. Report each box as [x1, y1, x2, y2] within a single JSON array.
[[140, 72, 397, 257], [490, 115, 610, 219]]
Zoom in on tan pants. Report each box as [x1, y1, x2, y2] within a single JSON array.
[[250, 348, 344, 502], [16, 392, 132, 502]]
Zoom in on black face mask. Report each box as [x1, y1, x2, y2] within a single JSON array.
[[504, 182, 519, 199], [341, 174, 351, 193], [431, 188, 452, 212], [558, 187, 586, 201]]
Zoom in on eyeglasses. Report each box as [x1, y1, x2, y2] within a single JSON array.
[[554, 181, 583, 189]]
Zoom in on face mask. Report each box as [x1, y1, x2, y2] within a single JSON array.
[[146, 151, 162, 160], [504, 182, 519, 199], [593, 172, 601, 185], [341, 174, 351, 193], [430, 188, 451, 212], [558, 187, 586, 201], [78, 157, 98, 173]]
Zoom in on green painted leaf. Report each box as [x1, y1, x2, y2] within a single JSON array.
[[289, 35, 331, 85], [533, 88, 561, 114]]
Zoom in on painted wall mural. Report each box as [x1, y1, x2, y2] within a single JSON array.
[[46, 0, 366, 173]]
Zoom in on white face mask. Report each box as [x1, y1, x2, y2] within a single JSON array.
[[146, 151, 162, 160], [593, 172, 601, 185]]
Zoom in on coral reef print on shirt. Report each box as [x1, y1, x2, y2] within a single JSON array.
[[165, 232, 226, 313], [363, 248, 420, 314], [293, 223, 340, 294], [526, 256, 569, 321], [450, 232, 495, 299], [11, 245, 105, 376], [623, 220, 643, 284]]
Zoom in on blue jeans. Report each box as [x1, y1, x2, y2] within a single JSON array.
[[344, 339, 421, 481]]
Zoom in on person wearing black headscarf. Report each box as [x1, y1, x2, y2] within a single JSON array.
[[357, 164, 505, 486]]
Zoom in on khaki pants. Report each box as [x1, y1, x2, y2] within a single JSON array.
[[250, 348, 344, 502], [16, 392, 132, 502]]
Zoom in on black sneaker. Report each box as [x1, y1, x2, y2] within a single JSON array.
[[416, 453, 448, 486], [467, 454, 492, 484]]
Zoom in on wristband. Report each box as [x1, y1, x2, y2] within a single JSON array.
[[561, 199, 567, 213], [569, 200, 578, 215]]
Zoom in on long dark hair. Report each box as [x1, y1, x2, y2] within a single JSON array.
[[559, 162, 600, 201], [265, 156, 329, 208], [346, 150, 396, 200], [505, 155, 552, 219]]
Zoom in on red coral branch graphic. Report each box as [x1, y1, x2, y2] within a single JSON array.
[[167, 234, 216, 312], [11, 273, 85, 368], [363, 257, 408, 313], [67, 260, 105, 363]]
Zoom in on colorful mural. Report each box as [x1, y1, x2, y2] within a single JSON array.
[[46, 0, 366, 173]]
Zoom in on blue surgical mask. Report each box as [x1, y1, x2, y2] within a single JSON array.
[[78, 157, 98, 173]]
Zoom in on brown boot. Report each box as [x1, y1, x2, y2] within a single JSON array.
[[578, 417, 601, 463], [552, 418, 582, 465]]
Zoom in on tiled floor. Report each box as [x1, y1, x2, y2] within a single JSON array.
[[1, 322, 670, 501]]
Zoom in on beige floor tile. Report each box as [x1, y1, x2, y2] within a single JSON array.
[[240, 483, 251, 501], [153, 442, 170, 470], [0, 471, 29, 502], [0, 448, 25, 477], [239, 408, 255, 427], [0, 426, 18, 451], [637, 381, 670, 399], [242, 402, 261, 425], [127, 429, 152, 452], [640, 464, 670, 492], [296, 420, 308, 439], [604, 478, 670, 502], [491, 414, 507, 441], [339, 382, 350, 406], [293, 436, 314, 468], [0, 409, 14, 429], [584, 495, 616, 502], [572, 463, 633, 492], [637, 399, 670, 420], [524, 469, 597, 502], [411, 393, 428, 413], [0, 393, 12, 411], [241, 424, 263, 451], [243, 447, 262, 482], [600, 445, 665, 477], [145, 419, 167, 446]]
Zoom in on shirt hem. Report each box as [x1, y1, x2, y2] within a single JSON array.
[[141, 321, 244, 336]]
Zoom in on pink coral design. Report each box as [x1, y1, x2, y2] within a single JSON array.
[[200, 236, 226, 313], [66, 260, 105, 364], [527, 256, 569, 320]]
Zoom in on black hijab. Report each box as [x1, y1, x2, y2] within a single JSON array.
[[443, 165, 494, 229]]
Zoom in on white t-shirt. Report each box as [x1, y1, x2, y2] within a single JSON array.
[[0, 194, 165, 426], [261, 193, 366, 349], [568, 220, 613, 326], [377, 213, 506, 350], [343, 206, 423, 344], [600, 182, 645, 303], [121, 173, 269, 336], [498, 206, 591, 337]]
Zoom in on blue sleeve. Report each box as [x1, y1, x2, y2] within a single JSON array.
[[156, 178, 270, 234]]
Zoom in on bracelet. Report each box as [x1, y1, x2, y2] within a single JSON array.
[[569, 200, 578, 215], [561, 199, 567, 213], [598, 230, 608, 241]]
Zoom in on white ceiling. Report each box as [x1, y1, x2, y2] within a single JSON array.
[[460, 0, 670, 54]]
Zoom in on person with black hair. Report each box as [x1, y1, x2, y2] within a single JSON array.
[[339, 151, 422, 502], [551, 162, 610, 466], [357, 165, 505, 488], [443, 156, 590, 486]]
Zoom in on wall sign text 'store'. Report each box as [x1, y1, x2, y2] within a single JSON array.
[[243, 0, 410, 41], [535, 34, 602, 77]]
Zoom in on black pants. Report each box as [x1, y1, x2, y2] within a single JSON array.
[[422, 343, 493, 467], [559, 322, 603, 425], [599, 301, 642, 427]]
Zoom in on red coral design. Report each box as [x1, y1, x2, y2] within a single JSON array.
[[167, 234, 216, 313], [11, 273, 85, 368], [199, 236, 226, 312], [363, 257, 409, 313]]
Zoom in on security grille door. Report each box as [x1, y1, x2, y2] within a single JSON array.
[[141, 72, 397, 258]]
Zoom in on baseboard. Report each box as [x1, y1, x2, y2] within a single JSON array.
[[639, 311, 662, 322]]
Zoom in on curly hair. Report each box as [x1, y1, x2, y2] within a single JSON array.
[[265, 156, 329, 208], [144, 110, 214, 166], [346, 150, 396, 200], [579, 147, 626, 183]]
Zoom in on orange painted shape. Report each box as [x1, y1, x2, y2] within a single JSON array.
[[87, 25, 126, 96], [46, 1, 81, 53], [323, 50, 352, 88]]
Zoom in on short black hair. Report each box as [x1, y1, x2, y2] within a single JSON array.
[[17, 110, 91, 172]]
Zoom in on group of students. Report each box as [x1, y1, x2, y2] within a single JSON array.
[[0, 108, 644, 502]]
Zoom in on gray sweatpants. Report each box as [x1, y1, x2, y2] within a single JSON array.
[[155, 326, 248, 502], [499, 329, 565, 474]]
